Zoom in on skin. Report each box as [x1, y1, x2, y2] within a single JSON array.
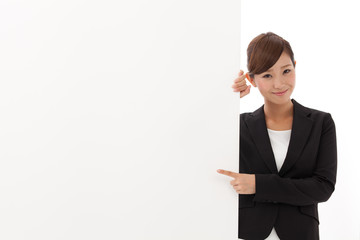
[[218, 51, 297, 195]]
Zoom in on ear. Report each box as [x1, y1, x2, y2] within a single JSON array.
[[294, 60, 296, 66], [246, 73, 257, 87]]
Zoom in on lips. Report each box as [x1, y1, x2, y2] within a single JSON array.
[[273, 89, 288, 96], [274, 89, 287, 94]]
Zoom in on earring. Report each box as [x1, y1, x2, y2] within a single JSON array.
[[246, 73, 256, 87]]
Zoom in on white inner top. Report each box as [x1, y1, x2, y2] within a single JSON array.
[[267, 128, 291, 172]]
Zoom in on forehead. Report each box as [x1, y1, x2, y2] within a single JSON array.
[[266, 52, 293, 72]]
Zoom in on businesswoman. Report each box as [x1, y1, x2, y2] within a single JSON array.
[[217, 32, 337, 240]]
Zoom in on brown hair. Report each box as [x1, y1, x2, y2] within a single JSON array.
[[247, 32, 295, 79]]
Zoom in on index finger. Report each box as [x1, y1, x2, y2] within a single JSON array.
[[217, 169, 237, 178]]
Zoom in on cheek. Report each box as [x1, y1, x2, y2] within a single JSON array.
[[288, 72, 296, 84], [257, 81, 271, 92], [289, 77, 296, 87]]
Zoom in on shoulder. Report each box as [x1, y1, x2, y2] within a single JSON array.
[[295, 100, 334, 120], [293, 99, 336, 131], [239, 99, 336, 128], [240, 111, 252, 120], [240, 104, 263, 122]]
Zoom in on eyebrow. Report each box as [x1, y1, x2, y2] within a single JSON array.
[[266, 64, 292, 72]]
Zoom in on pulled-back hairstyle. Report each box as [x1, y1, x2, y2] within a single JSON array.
[[247, 32, 295, 79]]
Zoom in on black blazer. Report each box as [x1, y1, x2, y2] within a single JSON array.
[[238, 98, 337, 240]]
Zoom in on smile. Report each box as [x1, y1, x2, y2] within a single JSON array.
[[273, 89, 288, 96]]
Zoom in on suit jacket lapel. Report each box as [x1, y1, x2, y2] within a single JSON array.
[[244, 98, 313, 176]]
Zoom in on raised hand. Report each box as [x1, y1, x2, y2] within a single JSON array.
[[232, 70, 252, 98]]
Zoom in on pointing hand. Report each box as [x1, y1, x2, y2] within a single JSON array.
[[217, 169, 256, 194]]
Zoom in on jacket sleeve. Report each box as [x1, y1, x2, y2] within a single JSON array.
[[253, 113, 337, 206]]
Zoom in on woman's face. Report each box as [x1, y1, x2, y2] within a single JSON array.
[[252, 51, 296, 105]]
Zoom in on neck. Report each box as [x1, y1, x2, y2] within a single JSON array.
[[264, 99, 293, 121]]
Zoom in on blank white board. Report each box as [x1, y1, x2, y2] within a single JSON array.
[[0, 0, 241, 239]]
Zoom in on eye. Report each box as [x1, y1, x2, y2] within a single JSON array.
[[284, 69, 291, 74], [263, 74, 271, 78]]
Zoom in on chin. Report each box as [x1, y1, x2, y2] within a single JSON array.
[[267, 96, 292, 104]]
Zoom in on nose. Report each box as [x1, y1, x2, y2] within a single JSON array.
[[273, 76, 286, 89]]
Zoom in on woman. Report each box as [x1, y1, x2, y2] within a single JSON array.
[[217, 32, 337, 240]]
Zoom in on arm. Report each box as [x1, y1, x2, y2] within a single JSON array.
[[253, 113, 337, 206]]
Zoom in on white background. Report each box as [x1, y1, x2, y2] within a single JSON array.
[[0, 0, 358, 239]]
